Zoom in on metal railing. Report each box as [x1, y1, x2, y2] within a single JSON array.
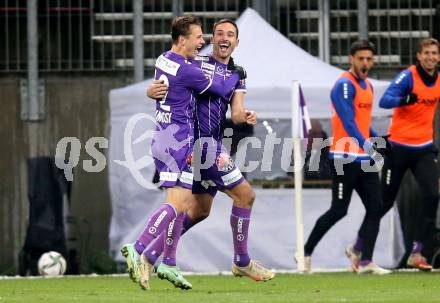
[[0, 0, 245, 73], [284, 0, 438, 67], [0, 0, 438, 73]]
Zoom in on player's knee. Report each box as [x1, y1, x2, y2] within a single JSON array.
[[330, 208, 348, 220], [230, 182, 255, 208], [239, 187, 255, 208], [189, 204, 211, 222], [247, 188, 256, 206], [369, 204, 383, 218], [380, 200, 393, 217], [197, 207, 211, 221]]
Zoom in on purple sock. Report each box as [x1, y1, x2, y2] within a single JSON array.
[[359, 260, 371, 267], [143, 213, 197, 265], [142, 232, 165, 265], [163, 213, 185, 266], [230, 206, 251, 267], [411, 241, 423, 254], [353, 237, 363, 253], [134, 240, 146, 255], [137, 203, 177, 249]]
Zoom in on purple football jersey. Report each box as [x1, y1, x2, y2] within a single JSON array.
[[193, 55, 247, 141], [152, 51, 240, 189]]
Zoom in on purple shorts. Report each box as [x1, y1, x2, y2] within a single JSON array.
[[192, 139, 244, 197], [151, 125, 194, 190]]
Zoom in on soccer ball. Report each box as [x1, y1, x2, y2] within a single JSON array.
[[38, 251, 67, 276]]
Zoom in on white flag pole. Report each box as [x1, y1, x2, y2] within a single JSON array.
[[291, 80, 305, 272]]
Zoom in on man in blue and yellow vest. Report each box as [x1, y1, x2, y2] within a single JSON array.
[[301, 40, 391, 275], [349, 38, 440, 271]]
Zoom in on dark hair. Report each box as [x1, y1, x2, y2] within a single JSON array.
[[417, 38, 440, 53], [350, 40, 376, 55], [212, 19, 239, 38], [171, 15, 202, 43]]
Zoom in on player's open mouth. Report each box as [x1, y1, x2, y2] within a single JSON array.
[[361, 67, 368, 74], [219, 42, 230, 51]]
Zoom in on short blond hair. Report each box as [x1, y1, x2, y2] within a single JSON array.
[[417, 38, 440, 53]]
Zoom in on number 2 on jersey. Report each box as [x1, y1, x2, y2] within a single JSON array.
[[158, 74, 170, 112]]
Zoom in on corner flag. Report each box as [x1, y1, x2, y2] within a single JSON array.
[[291, 81, 311, 272]]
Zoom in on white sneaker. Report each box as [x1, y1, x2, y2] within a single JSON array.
[[294, 252, 311, 273], [345, 244, 361, 272], [358, 262, 392, 275], [231, 260, 275, 282]]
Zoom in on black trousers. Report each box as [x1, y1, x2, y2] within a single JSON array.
[[304, 161, 382, 261], [304, 162, 382, 260], [380, 145, 439, 243]]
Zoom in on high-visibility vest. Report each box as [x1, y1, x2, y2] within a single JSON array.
[[389, 65, 440, 146]]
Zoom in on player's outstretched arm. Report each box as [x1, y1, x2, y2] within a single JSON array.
[[146, 80, 168, 100], [206, 72, 241, 100], [183, 64, 241, 100]]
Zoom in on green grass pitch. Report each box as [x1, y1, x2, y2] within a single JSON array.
[[1, 272, 439, 303]]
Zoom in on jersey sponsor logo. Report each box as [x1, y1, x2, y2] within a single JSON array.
[[155, 55, 180, 76], [216, 153, 234, 172], [357, 102, 372, 109], [221, 168, 242, 186], [194, 55, 209, 62], [201, 61, 215, 71], [155, 110, 172, 124], [202, 69, 214, 79], [418, 96, 439, 106]]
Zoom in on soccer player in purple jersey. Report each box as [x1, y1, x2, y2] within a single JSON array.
[[146, 19, 275, 283], [121, 15, 243, 290]]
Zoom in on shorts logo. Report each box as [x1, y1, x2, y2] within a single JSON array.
[[187, 153, 193, 172], [221, 168, 243, 186], [166, 238, 173, 246], [148, 227, 157, 234], [216, 153, 234, 172], [236, 234, 244, 242], [201, 179, 216, 189]]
